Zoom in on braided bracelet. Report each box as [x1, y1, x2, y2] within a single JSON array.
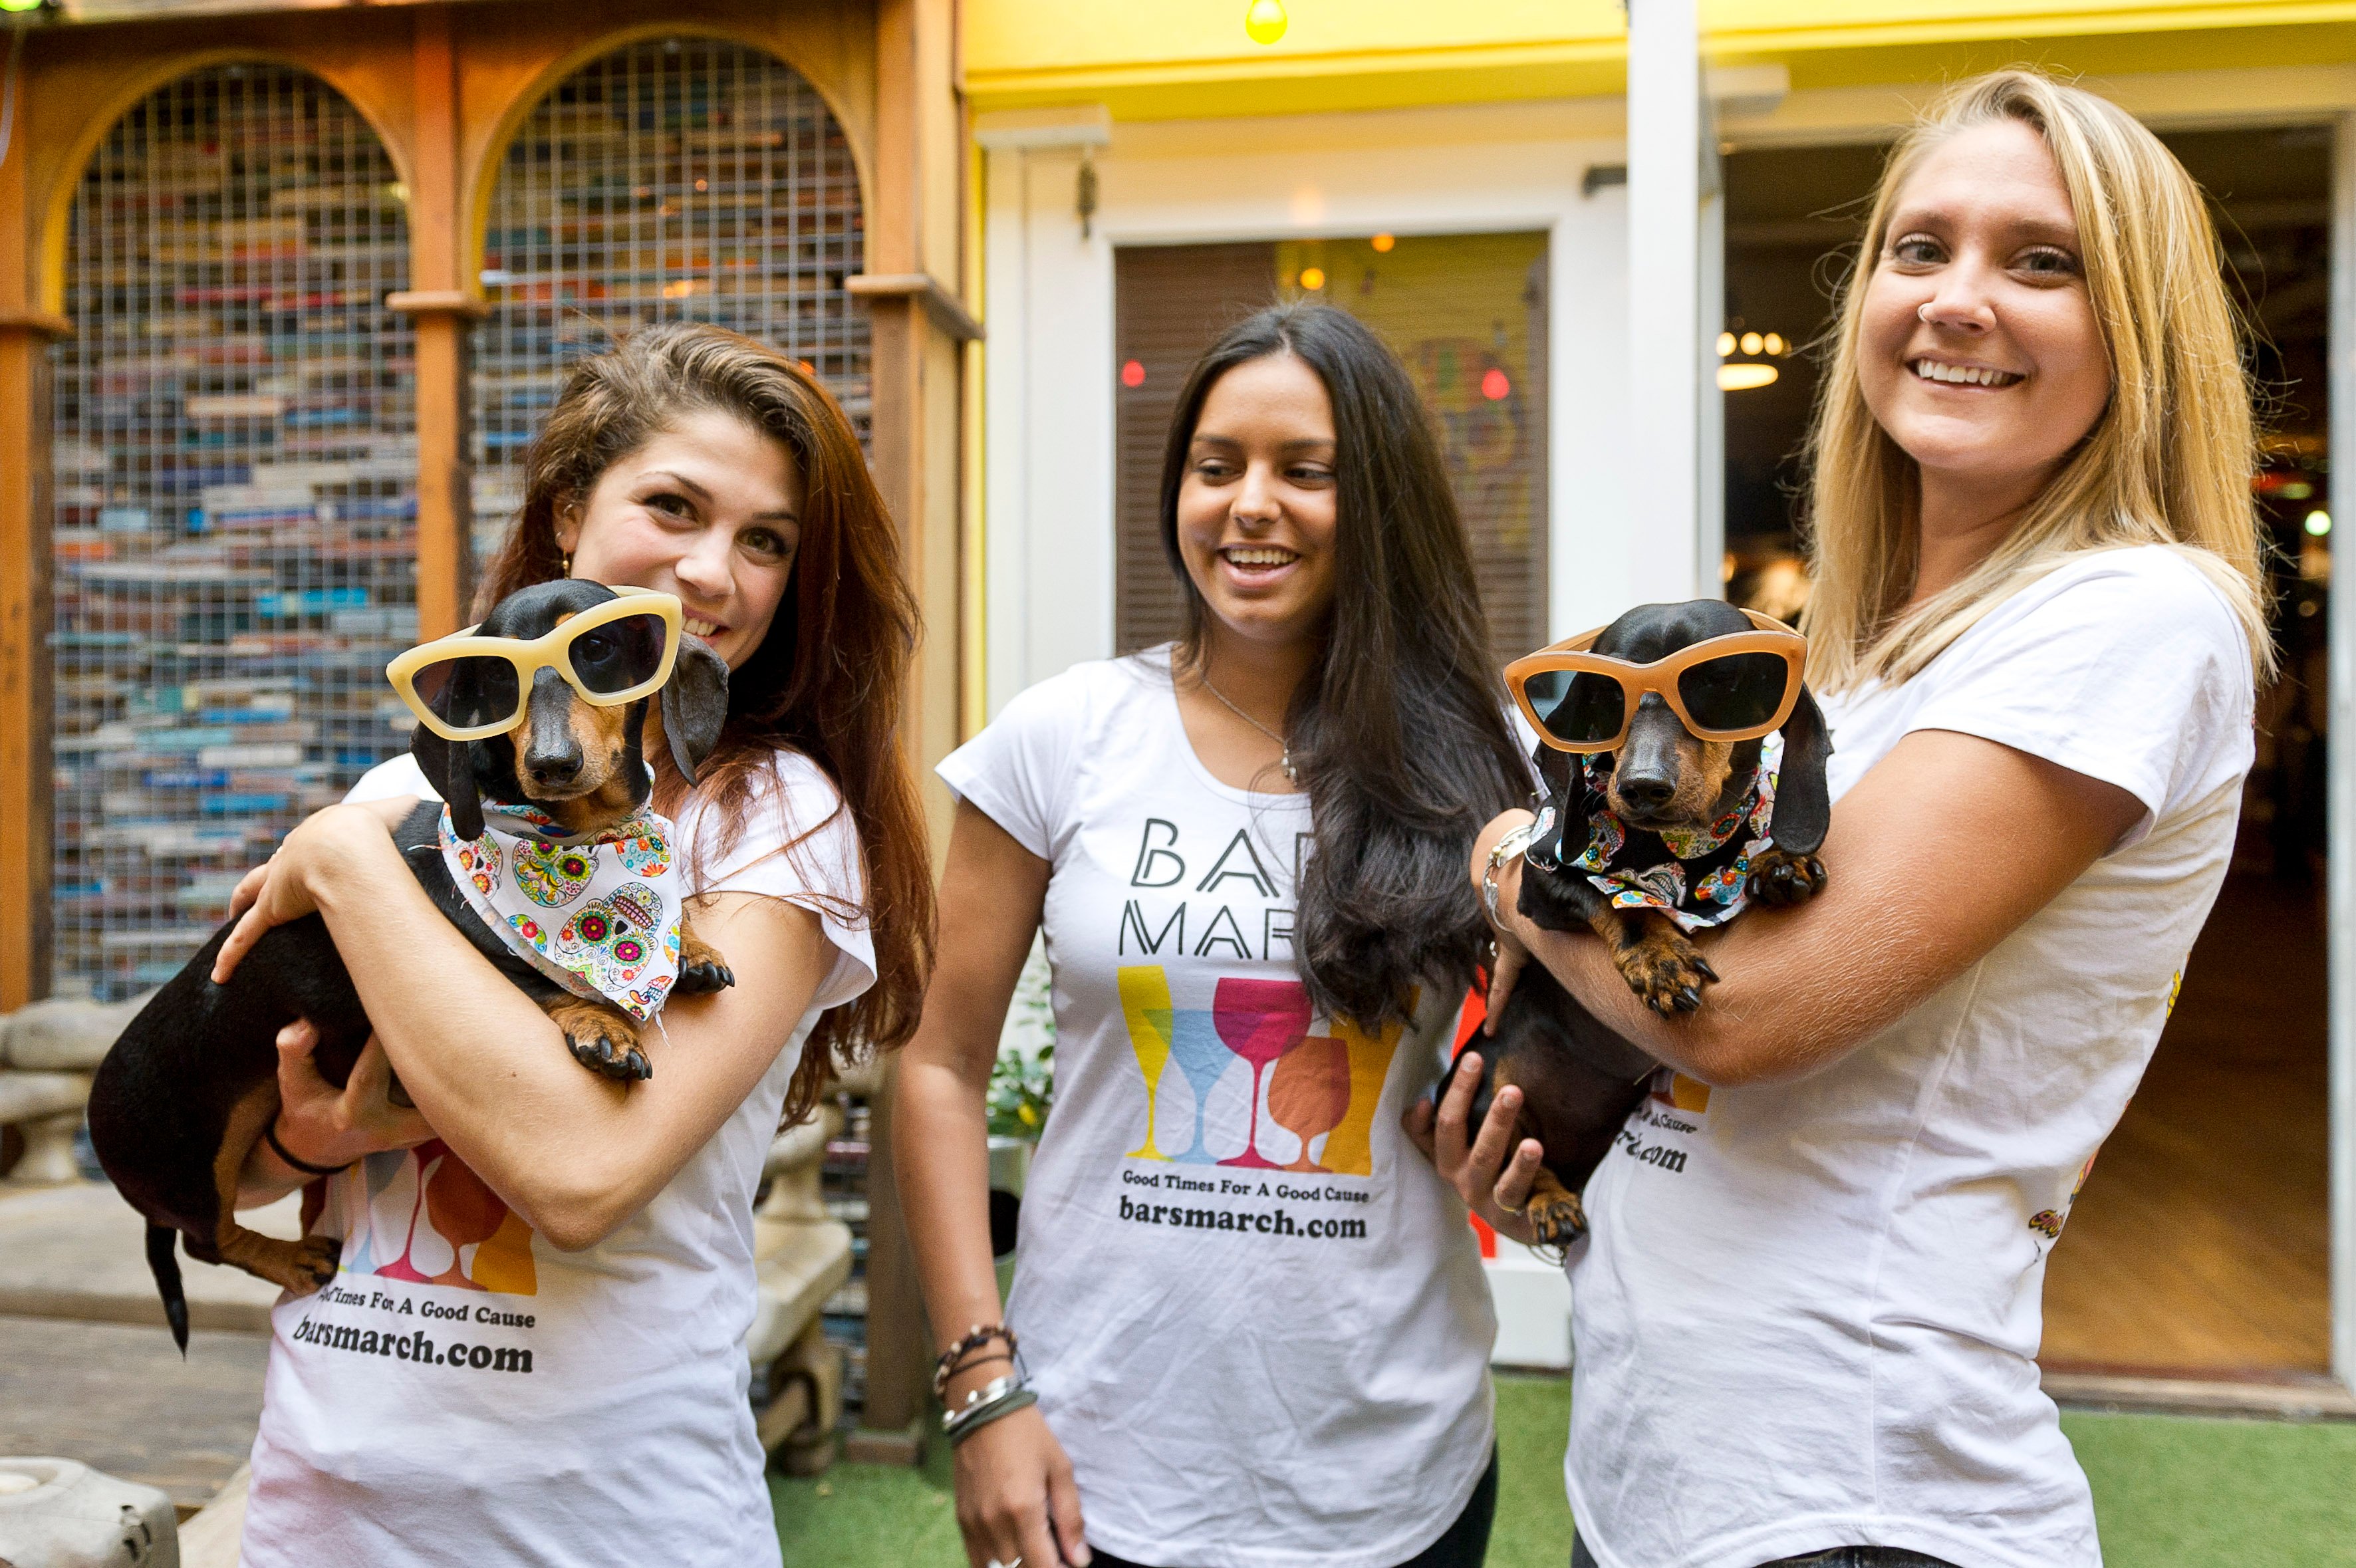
[[932, 1323, 1020, 1400]]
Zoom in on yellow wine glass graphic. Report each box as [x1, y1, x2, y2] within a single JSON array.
[[1319, 1012, 1406, 1177], [1116, 966, 1176, 1161]]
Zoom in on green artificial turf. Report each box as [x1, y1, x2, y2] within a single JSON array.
[[771, 1374, 2356, 1567]]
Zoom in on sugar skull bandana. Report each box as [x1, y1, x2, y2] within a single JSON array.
[[1524, 732, 1783, 934], [439, 799, 685, 1022]]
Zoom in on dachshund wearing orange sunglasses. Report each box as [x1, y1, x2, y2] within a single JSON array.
[[88, 579, 735, 1349], [1443, 598, 1834, 1249]]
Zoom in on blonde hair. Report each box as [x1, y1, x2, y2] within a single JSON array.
[[1801, 69, 2274, 692]]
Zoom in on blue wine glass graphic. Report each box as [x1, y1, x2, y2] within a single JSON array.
[[1164, 1006, 1234, 1165]]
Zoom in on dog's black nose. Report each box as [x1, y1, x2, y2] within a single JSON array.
[[1617, 772, 1678, 811], [527, 749, 584, 788]]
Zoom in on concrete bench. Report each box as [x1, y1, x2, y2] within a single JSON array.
[[0, 993, 150, 1187]]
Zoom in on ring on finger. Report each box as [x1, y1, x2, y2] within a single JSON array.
[[987, 1559, 1023, 1568], [1495, 1198, 1526, 1216]]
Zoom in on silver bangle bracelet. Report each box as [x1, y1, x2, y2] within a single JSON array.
[[1483, 819, 1541, 927], [943, 1381, 1039, 1445]]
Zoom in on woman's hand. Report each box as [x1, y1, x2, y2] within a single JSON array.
[[212, 799, 412, 984], [952, 1402, 1089, 1568], [1402, 1049, 1547, 1247], [271, 1018, 436, 1170]]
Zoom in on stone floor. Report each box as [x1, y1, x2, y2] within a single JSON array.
[[0, 1314, 266, 1510]]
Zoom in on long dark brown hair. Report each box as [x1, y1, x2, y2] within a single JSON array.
[[479, 323, 934, 1120], [1159, 303, 1529, 1025]]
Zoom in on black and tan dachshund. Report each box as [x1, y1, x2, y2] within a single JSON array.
[[86, 579, 735, 1349], [1447, 598, 1834, 1248]]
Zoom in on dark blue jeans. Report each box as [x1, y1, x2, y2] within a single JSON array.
[[1087, 1446, 1498, 1568], [1572, 1543, 1959, 1568]]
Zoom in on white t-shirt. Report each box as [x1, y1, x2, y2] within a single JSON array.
[[938, 648, 1496, 1568], [1563, 547, 2255, 1568], [239, 747, 875, 1568]]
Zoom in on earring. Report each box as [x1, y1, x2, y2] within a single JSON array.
[[561, 552, 573, 578]]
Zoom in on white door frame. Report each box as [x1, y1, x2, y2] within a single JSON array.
[[2328, 110, 2355, 1394]]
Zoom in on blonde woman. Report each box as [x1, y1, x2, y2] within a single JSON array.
[[1430, 71, 2270, 1568]]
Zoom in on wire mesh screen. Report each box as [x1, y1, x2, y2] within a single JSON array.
[[473, 36, 868, 569], [50, 63, 417, 1001]]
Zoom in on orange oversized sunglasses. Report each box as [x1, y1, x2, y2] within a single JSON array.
[[1505, 609, 1807, 753]]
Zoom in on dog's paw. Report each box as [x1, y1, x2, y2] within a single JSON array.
[[674, 958, 735, 994], [1527, 1189, 1588, 1250], [1617, 928, 1717, 1017], [550, 1000, 652, 1083], [1746, 847, 1827, 907], [293, 1234, 341, 1292], [567, 1029, 652, 1081]]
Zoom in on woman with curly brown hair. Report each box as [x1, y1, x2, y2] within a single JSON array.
[[209, 322, 934, 1568]]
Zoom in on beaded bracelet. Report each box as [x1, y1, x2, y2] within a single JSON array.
[[932, 1323, 1020, 1400]]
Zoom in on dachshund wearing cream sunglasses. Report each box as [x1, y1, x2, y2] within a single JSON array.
[[1442, 598, 1834, 1249], [88, 580, 734, 1349]]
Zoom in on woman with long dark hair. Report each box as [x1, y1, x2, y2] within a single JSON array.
[[895, 303, 1529, 1568], [208, 323, 935, 1566]]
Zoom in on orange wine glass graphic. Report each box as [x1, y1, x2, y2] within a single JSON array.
[[1166, 1007, 1233, 1165], [1214, 978, 1313, 1170], [1267, 1035, 1351, 1171]]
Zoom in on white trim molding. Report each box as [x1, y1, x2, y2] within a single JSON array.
[[2329, 109, 2356, 1396]]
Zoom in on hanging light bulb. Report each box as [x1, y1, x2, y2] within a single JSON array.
[[1245, 0, 1289, 45]]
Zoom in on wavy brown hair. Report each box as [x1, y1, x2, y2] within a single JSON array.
[[478, 323, 934, 1122]]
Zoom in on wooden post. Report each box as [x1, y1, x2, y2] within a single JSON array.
[[847, 0, 977, 1464], [1, 41, 66, 1009], [0, 309, 66, 1013], [388, 5, 483, 639]]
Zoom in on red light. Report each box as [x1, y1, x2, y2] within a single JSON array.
[[1481, 367, 1511, 401], [1120, 359, 1146, 388]]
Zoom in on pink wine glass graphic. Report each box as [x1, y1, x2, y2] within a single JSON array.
[[1164, 1007, 1232, 1165], [1214, 978, 1313, 1170]]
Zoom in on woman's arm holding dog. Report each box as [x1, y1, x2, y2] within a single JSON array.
[[214, 803, 833, 1250], [1474, 729, 2144, 1087]]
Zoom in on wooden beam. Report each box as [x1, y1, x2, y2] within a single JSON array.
[[846, 272, 983, 342], [857, 0, 974, 1456], [397, 6, 478, 640], [0, 55, 63, 1009], [0, 316, 63, 1012]]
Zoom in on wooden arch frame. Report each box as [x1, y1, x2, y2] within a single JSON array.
[[459, 21, 876, 291], [33, 49, 418, 321]]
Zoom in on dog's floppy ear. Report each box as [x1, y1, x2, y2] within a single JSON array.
[[1771, 686, 1834, 855], [659, 638, 732, 785], [410, 724, 484, 841], [1530, 741, 1591, 872]]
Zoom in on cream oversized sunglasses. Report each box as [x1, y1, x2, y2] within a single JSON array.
[[386, 586, 684, 742]]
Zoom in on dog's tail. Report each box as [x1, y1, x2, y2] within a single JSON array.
[[146, 1222, 189, 1355]]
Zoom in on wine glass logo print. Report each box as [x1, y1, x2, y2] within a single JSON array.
[[1213, 977, 1314, 1170]]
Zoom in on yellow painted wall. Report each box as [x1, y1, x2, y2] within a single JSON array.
[[963, 0, 2356, 118]]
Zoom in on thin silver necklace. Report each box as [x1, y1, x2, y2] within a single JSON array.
[[1197, 672, 1297, 783]]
